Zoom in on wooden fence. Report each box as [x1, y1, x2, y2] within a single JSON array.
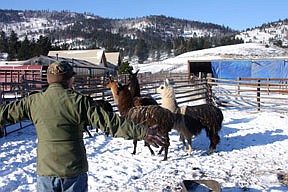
[[1, 74, 288, 137], [209, 77, 288, 112]]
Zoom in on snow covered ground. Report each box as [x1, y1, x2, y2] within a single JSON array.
[[1, 106, 288, 191], [1, 43, 288, 191]]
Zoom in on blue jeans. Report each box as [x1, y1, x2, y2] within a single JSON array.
[[37, 173, 88, 192]]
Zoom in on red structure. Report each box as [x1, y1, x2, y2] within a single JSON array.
[[0, 64, 46, 91]]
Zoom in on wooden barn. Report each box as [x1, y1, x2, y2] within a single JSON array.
[[48, 49, 119, 75]]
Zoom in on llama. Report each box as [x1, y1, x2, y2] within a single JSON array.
[[106, 76, 119, 106], [85, 97, 114, 137], [106, 78, 158, 156], [117, 83, 175, 160], [106, 77, 174, 160], [127, 68, 158, 106], [127, 68, 141, 98], [156, 79, 223, 155]]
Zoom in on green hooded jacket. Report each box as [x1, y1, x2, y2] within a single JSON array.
[[0, 83, 148, 178]]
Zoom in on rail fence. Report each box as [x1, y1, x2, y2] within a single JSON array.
[[1, 74, 288, 137], [210, 77, 288, 112]]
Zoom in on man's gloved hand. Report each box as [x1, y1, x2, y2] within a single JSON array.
[[143, 124, 168, 148]]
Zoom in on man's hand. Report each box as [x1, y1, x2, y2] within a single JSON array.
[[143, 124, 168, 148]]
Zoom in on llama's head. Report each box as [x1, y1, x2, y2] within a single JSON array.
[[156, 79, 178, 111], [128, 69, 141, 97], [156, 79, 175, 98]]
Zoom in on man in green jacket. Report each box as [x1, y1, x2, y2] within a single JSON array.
[[0, 61, 167, 192]]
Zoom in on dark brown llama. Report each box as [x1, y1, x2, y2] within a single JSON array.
[[127, 68, 158, 106], [108, 79, 174, 161], [157, 79, 223, 155], [85, 97, 114, 137], [118, 83, 175, 160]]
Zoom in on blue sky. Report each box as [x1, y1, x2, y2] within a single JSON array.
[[1, 0, 287, 31]]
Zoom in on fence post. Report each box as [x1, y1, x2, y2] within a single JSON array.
[[257, 80, 261, 111], [207, 74, 213, 103], [237, 77, 241, 95]]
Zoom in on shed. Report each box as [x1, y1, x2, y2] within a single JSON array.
[[211, 59, 288, 80], [188, 59, 288, 80], [187, 60, 213, 80]]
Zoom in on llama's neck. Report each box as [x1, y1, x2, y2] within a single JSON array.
[[129, 80, 141, 98], [160, 88, 178, 113], [117, 88, 134, 117], [110, 85, 119, 105]]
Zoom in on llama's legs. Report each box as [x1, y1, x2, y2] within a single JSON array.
[[158, 141, 170, 161], [84, 127, 93, 138], [158, 146, 164, 155], [187, 137, 193, 155], [163, 146, 169, 161], [180, 133, 187, 151], [208, 133, 220, 154], [157, 135, 170, 160], [144, 141, 155, 155], [133, 140, 155, 155], [132, 139, 137, 155]]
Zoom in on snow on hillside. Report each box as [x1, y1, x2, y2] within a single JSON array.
[[236, 21, 288, 46]]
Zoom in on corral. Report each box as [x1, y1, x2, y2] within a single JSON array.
[[1, 65, 288, 191], [1, 70, 288, 137]]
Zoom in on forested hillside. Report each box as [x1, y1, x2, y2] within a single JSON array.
[[0, 9, 286, 63]]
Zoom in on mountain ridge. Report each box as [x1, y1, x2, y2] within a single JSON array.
[[0, 9, 287, 63]]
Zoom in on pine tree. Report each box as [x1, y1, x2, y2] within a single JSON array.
[[18, 36, 31, 60], [7, 31, 20, 60], [0, 31, 8, 53], [119, 61, 133, 74], [135, 39, 149, 64]]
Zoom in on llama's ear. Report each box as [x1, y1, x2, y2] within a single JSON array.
[[135, 69, 140, 75], [117, 82, 123, 88], [108, 75, 114, 81], [164, 79, 170, 86], [127, 68, 132, 75]]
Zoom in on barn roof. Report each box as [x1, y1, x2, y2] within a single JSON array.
[[105, 52, 120, 66], [48, 49, 107, 67], [25, 55, 107, 70]]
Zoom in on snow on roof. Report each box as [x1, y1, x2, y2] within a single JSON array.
[[48, 49, 105, 65]]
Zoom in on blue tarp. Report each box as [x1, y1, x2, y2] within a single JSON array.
[[211, 60, 288, 80]]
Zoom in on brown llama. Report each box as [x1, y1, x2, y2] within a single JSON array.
[[127, 68, 141, 98], [106, 76, 161, 156], [127, 68, 158, 106], [106, 76, 119, 106], [85, 97, 114, 137], [106, 77, 174, 160], [156, 79, 223, 155], [117, 83, 175, 161]]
